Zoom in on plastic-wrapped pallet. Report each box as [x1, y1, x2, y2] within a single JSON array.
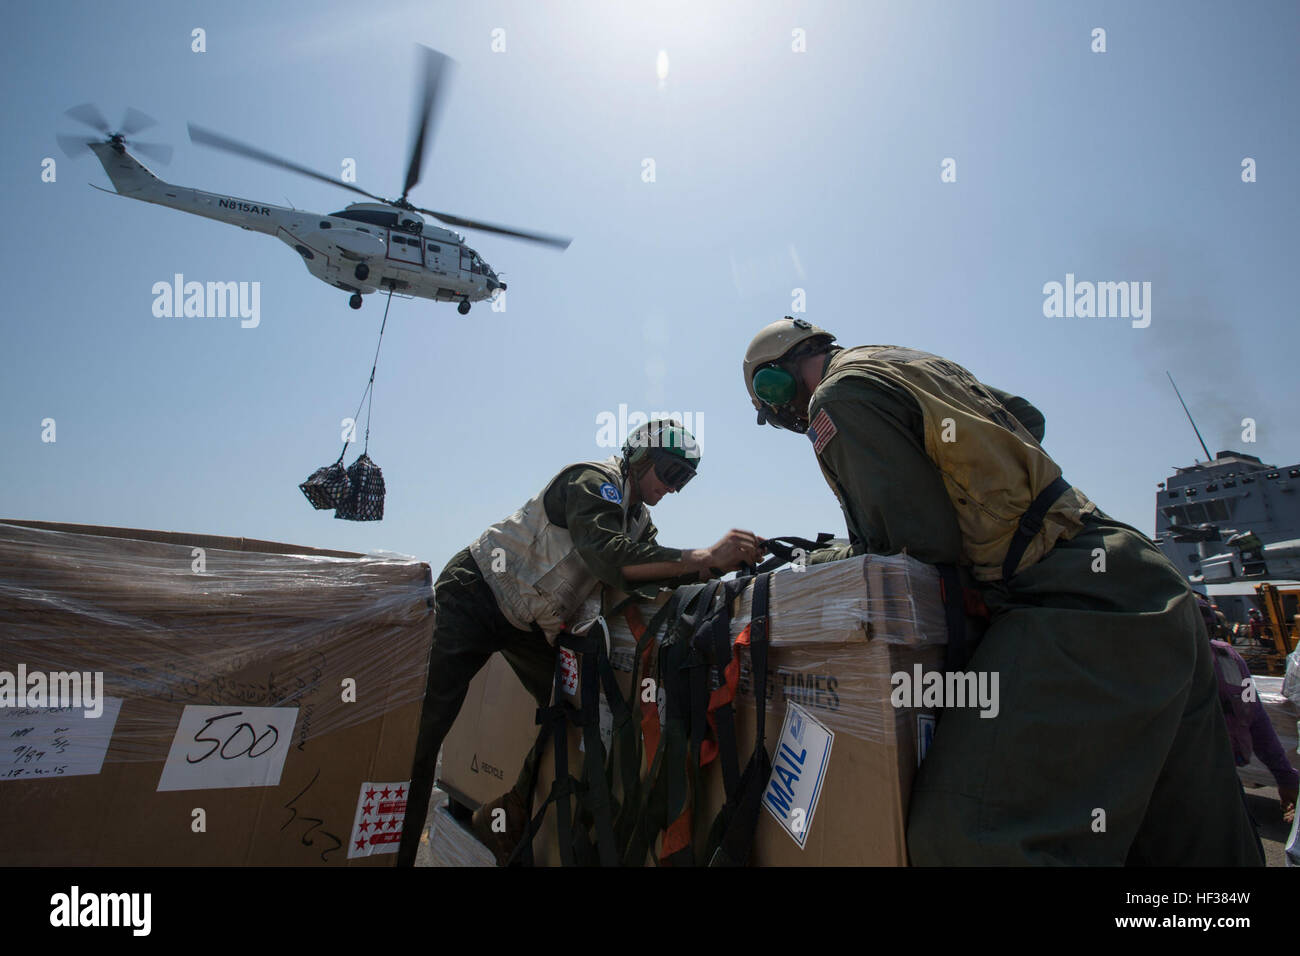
[[0, 519, 434, 866]]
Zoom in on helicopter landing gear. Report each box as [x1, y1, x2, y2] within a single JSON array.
[[349, 293, 363, 310], [354, 263, 369, 281], [457, 300, 471, 315]]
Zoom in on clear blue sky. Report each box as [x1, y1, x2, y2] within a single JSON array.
[[2, 0, 1297, 564]]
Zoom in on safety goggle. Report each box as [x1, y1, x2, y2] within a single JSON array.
[[652, 452, 696, 491]]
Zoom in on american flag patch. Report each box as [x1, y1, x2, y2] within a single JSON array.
[[808, 408, 838, 455]]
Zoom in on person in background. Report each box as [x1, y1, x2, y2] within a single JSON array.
[[1210, 636, 1299, 823], [1248, 607, 1265, 646]]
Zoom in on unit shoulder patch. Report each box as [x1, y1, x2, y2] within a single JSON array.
[[808, 408, 838, 456], [598, 481, 622, 503]]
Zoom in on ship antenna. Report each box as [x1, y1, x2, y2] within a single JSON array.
[[1166, 371, 1212, 462]]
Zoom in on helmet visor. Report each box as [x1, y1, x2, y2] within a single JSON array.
[[651, 451, 696, 491]]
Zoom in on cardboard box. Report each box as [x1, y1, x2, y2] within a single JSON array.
[[0, 520, 434, 866], [524, 553, 950, 866], [437, 653, 539, 811]]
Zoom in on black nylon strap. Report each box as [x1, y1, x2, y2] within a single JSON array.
[[708, 571, 773, 866], [1001, 476, 1071, 581], [937, 563, 970, 673], [710, 587, 741, 801], [576, 629, 619, 866], [508, 641, 574, 867], [621, 584, 709, 866], [752, 533, 835, 574]]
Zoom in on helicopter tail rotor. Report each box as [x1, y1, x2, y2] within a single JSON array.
[[58, 104, 173, 165]]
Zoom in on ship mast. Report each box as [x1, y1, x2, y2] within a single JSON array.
[[1166, 371, 1213, 462]]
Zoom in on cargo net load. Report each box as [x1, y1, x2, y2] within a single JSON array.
[[511, 553, 954, 867], [0, 521, 433, 765]]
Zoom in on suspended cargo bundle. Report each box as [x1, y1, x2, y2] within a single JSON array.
[[299, 459, 351, 510], [336, 454, 386, 522]]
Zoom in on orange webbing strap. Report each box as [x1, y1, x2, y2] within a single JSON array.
[[699, 623, 751, 767], [622, 605, 662, 766]]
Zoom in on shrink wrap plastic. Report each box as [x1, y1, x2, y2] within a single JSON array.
[[0, 521, 434, 764]]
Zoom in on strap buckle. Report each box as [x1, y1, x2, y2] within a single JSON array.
[[1017, 509, 1046, 537]]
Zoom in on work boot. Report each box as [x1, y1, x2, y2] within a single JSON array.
[[471, 789, 529, 866]]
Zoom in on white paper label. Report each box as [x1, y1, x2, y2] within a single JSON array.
[[763, 701, 834, 849], [156, 705, 298, 792], [348, 780, 410, 858], [0, 698, 123, 781], [917, 713, 936, 766], [579, 693, 614, 754]]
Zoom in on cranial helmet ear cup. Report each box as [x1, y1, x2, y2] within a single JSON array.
[[753, 365, 798, 405]]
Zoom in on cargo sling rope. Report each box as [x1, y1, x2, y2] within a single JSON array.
[[298, 288, 392, 520], [510, 570, 776, 867]]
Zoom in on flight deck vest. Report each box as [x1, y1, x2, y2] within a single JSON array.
[[816, 346, 1096, 582], [468, 457, 651, 640]]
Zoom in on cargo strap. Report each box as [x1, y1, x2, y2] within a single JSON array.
[[621, 583, 712, 866], [508, 622, 622, 867], [750, 533, 834, 574], [509, 590, 693, 867], [705, 571, 772, 866], [1001, 476, 1072, 581]]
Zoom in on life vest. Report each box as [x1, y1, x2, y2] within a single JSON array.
[[469, 457, 650, 640], [814, 346, 1096, 581]]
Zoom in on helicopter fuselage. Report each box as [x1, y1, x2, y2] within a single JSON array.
[[88, 141, 503, 309]]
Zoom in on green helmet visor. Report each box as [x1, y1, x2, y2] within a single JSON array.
[[753, 365, 798, 405]]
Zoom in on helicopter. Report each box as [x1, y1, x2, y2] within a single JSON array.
[[58, 46, 570, 313]]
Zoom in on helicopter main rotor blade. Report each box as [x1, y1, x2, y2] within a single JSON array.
[[188, 123, 388, 203], [66, 103, 112, 134], [131, 140, 174, 165], [413, 206, 572, 250], [401, 45, 454, 203], [119, 107, 159, 137], [56, 134, 93, 158]]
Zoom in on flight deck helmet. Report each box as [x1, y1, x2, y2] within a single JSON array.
[[621, 419, 700, 491], [743, 316, 836, 433]]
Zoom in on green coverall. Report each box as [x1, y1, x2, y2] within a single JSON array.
[[398, 463, 696, 864], [807, 368, 1264, 866]]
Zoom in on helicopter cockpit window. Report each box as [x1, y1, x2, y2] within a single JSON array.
[[329, 209, 400, 228]]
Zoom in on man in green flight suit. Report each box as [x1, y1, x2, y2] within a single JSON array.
[[743, 316, 1263, 865], [397, 419, 764, 866]]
